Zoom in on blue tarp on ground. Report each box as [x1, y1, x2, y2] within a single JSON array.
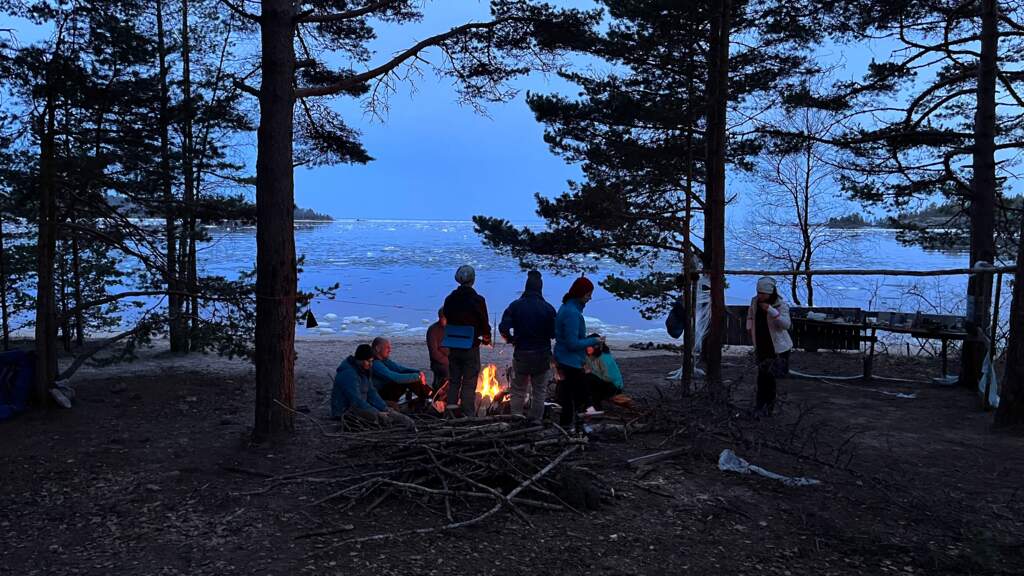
[[0, 350, 34, 421]]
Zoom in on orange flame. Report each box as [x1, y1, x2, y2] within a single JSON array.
[[476, 364, 502, 401]]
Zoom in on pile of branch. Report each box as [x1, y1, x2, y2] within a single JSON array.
[[241, 415, 625, 548]]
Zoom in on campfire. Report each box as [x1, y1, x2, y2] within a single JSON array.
[[430, 363, 511, 415], [475, 363, 510, 416]]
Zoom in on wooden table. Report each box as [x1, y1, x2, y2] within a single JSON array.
[[870, 324, 968, 378]]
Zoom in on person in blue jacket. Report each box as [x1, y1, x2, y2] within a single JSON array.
[[331, 344, 413, 428], [583, 340, 625, 410], [370, 337, 433, 405], [499, 270, 557, 422], [554, 276, 604, 429]]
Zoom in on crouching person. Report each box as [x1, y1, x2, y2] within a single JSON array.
[[583, 341, 624, 411], [331, 344, 414, 429], [370, 337, 433, 406]]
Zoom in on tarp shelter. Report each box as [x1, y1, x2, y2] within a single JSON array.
[[0, 350, 34, 421]]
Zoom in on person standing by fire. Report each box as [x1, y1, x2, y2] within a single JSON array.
[[499, 270, 557, 424], [442, 265, 492, 417], [425, 308, 449, 391], [554, 276, 604, 431]]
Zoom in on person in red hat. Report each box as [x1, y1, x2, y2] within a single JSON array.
[[554, 276, 604, 430]]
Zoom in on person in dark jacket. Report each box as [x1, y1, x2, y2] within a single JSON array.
[[442, 265, 492, 417], [425, 308, 449, 390], [554, 276, 604, 430], [331, 344, 413, 428], [370, 337, 432, 404], [499, 270, 557, 422]]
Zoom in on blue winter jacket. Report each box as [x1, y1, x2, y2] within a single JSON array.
[[499, 290, 557, 355], [554, 299, 600, 369], [331, 356, 387, 417], [371, 358, 421, 391]]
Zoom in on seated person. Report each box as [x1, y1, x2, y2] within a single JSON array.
[[331, 344, 413, 428], [370, 337, 433, 403], [583, 339, 624, 411]]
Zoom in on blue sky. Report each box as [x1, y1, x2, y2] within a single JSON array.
[[298, 2, 591, 221]]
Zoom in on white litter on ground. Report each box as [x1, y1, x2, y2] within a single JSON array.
[[718, 449, 821, 487]]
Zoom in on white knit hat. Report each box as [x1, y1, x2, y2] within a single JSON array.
[[756, 276, 776, 294], [455, 265, 476, 285]]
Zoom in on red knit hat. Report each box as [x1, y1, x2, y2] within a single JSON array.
[[565, 276, 595, 302]]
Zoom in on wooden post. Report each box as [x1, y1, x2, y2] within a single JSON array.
[[863, 326, 876, 381]]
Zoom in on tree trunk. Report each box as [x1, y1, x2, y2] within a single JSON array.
[[0, 211, 10, 351], [789, 270, 800, 305], [156, 0, 185, 353], [253, 0, 298, 438], [682, 83, 696, 393], [961, 0, 999, 391], [181, 0, 200, 350], [703, 0, 731, 386], [59, 240, 71, 352], [71, 232, 84, 347], [34, 96, 59, 405], [993, 216, 1024, 426]]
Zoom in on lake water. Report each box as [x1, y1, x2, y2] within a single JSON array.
[[197, 220, 972, 342]]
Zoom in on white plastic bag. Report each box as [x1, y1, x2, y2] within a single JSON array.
[[717, 449, 820, 487]]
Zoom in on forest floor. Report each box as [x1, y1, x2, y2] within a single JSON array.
[[2, 343, 1024, 575]]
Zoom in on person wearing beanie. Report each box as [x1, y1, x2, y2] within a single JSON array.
[[745, 276, 793, 416], [554, 276, 603, 430], [330, 343, 414, 429], [442, 265, 492, 416], [499, 270, 557, 422]]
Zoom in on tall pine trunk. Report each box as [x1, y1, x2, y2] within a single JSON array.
[[71, 232, 84, 347], [0, 211, 9, 351], [34, 95, 58, 405], [156, 0, 185, 353], [681, 75, 696, 393], [253, 0, 298, 438], [994, 217, 1024, 426], [703, 0, 731, 386], [961, 0, 999, 391], [59, 240, 71, 352], [181, 0, 199, 350]]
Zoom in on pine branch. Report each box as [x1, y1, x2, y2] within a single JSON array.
[[295, 19, 505, 99], [296, 0, 403, 24], [219, 0, 259, 23]]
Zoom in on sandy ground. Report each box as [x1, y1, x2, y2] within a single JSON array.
[[63, 337, 681, 393], [4, 345, 1024, 575]]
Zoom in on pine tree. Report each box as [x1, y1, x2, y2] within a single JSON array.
[[475, 0, 827, 384], [219, 0, 598, 438], [801, 0, 1024, 391]]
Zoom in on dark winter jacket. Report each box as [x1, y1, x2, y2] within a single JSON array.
[[499, 290, 556, 355], [443, 285, 492, 347], [331, 356, 387, 417]]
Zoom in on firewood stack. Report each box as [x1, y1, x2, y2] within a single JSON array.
[[246, 414, 636, 547]]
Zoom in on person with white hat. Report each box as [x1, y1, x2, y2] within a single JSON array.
[[441, 265, 492, 417], [745, 276, 793, 416]]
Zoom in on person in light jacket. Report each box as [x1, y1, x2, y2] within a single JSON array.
[[554, 276, 603, 430], [746, 276, 793, 416]]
